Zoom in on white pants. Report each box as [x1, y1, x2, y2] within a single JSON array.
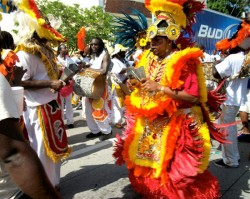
[[85, 97, 112, 135], [111, 89, 124, 124], [61, 93, 74, 125], [221, 105, 240, 167], [82, 96, 86, 118], [23, 105, 61, 187]]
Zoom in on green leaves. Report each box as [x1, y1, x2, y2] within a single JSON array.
[[207, 0, 249, 18], [36, 0, 114, 54]]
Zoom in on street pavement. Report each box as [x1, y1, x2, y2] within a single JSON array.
[[60, 108, 250, 199]]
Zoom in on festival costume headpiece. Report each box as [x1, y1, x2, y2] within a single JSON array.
[[10, 0, 66, 44], [216, 17, 250, 51], [145, 0, 204, 48], [0, 0, 16, 13], [113, 9, 148, 51]]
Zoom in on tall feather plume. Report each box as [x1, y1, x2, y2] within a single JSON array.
[[76, 27, 86, 51], [113, 9, 148, 53], [183, 0, 204, 36]]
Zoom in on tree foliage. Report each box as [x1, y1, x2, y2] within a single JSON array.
[[36, 0, 114, 53], [207, 0, 250, 18]]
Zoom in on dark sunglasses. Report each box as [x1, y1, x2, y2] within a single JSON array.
[[90, 43, 99, 46]]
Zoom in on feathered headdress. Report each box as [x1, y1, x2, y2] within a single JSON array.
[[9, 0, 66, 44], [0, 0, 16, 13], [145, 0, 204, 49], [216, 19, 250, 51], [113, 9, 148, 52]]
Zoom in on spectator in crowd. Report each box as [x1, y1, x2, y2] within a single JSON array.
[[199, 44, 212, 62], [213, 18, 250, 168], [57, 43, 74, 129], [210, 49, 221, 62], [110, 44, 129, 128]]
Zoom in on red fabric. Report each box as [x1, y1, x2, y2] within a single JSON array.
[[183, 65, 199, 97], [40, 98, 69, 157], [60, 80, 73, 97]]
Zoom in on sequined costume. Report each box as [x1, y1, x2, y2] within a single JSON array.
[[114, 47, 225, 198], [113, 1, 227, 198]]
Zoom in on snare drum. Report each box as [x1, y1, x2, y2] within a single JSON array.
[[73, 69, 106, 99]]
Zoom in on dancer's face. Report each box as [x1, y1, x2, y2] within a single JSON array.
[[150, 36, 172, 58]]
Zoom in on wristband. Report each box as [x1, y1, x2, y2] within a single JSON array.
[[59, 80, 66, 86], [160, 86, 165, 92]]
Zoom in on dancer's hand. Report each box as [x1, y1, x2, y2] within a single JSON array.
[[141, 78, 161, 92], [126, 78, 141, 91]]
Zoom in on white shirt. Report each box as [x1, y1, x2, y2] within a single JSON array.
[[203, 52, 213, 62], [210, 54, 221, 62], [57, 55, 67, 68], [16, 51, 58, 107], [215, 52, 248, 106], [90, 50, 106, 70], [0, 73, 19, 120], [111, 57, 127, 83], [0, 73, 19, 199]]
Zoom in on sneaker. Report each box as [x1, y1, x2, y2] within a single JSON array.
[[99, 131, 113, 141], [214, 159, 239, 168], [86, 132, 102, 139], [67, 124, 74, 129], [115, 123, 123, 129]]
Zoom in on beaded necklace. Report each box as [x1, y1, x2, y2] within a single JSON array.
[[146, 54, 168, 82]]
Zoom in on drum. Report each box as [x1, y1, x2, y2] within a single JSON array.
[[73, 69, 106, 99]]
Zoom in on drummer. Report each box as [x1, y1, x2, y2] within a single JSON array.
[[84, 37, 113, 141]]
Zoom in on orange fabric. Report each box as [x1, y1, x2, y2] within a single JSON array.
[[89, 86, 110, 122]]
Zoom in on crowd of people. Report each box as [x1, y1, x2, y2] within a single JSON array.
[[0, 0, 250, 198]]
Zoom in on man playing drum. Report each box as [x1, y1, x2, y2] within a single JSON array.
[[84, 37, 113, 141]]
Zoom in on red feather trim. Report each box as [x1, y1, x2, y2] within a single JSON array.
[[124, 95, 177, 121], [29, 0, 41, 18], [113, 111, 136, 166], [168, 115, 204, 187], [200, 103, 229, 143], [216, 20, 250, 51], [129, 169, 220, 199], [207, 79, 227, 113]]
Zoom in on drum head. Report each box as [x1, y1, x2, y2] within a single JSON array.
[[73, 70, 106, 99]]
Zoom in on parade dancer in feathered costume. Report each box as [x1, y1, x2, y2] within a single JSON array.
[[113, 0, 228, 198]]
